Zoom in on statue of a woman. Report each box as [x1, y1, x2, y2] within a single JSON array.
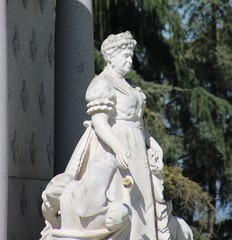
[[41, 31, 192, 240]]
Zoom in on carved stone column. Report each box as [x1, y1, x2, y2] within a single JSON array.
[[54, 0, 94, 173], [0, 1, 8, 239]]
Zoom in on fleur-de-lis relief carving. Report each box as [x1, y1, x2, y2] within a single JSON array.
[[39, 0, 46, 13], [11, 130, 19, 163], [21, 80, 28, 112], [23, 0, 28, 9], [30, 133, 36, 164], [37, 186, 43, 217], [20, 184, 27, 215], [30, 30, 37, 62], [47, 134, 53, 166], [39, 83, 46, 115], [12, 27, 20, 58], [47, 34, 54, 65]]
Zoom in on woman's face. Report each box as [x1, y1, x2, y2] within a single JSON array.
[[109, 48, 134, 76]]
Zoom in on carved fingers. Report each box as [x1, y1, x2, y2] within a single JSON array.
[[116, 150, 131, 169], [147, 148, 164, 175]]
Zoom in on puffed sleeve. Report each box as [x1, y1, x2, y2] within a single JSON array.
[[85, 75, 116, 115]]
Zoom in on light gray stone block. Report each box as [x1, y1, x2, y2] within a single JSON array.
[[6, 0, 56, 239], [8, 177, 49, 240], [7, 0, 55, 179]]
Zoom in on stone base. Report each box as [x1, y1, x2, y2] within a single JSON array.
[[52, 228, 112, 240]]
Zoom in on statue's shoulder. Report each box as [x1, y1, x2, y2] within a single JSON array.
[[86, 70, 115, 102], [90, 70, 111, 86]]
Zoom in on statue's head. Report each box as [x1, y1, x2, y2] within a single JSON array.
[[101, 31, 137, 76]]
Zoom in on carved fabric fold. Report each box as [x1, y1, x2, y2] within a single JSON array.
[[87, 99, 115, 115]]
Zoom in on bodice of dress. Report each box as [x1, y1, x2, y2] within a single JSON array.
[[85, 68, 146, 124]]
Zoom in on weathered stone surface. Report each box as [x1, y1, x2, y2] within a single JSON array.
[[8, 178, 49, 240], [0, 0, 9, 238], [6, 0, 55, 239], [54, 0, 94, 174], [41, 31, 193, 240], [7, 0, 55, 179]]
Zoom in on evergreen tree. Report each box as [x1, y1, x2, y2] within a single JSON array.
[[93, 1, 232, 238], [178, 1, 232, 236]]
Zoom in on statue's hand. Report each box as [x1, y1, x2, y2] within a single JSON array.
[[145, 129, 163, 164], [150, 137, 163, 160], [147, 147, 164, 175], [148, 136, 164, 173], [115, 147, 131, 169]]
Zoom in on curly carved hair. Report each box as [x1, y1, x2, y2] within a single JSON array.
[[101, 31, 137, 62]]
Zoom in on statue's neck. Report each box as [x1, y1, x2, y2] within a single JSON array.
[[104, 66, 125, 80]]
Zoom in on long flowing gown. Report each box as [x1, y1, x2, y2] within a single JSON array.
[[63, 68, 157, 240]]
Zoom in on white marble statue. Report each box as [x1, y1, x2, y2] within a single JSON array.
[[40, 31, 193, 240]]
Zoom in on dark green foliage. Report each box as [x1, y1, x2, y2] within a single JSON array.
[[93, 0, 232, 238], [164, 166, 214, 231]]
